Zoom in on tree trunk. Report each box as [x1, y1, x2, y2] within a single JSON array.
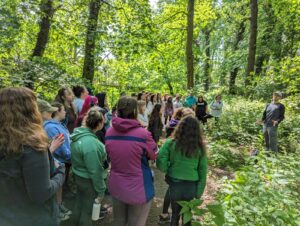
[[186, 0, 195, 89], [28, 0, 54, 89], [32, 0, 54, 58], [167, 80, 174, 95], [245, 0, 258, 86], [203, 29, 210, 91], [82, 0, 102, 83], [229, 21, 246, 94]]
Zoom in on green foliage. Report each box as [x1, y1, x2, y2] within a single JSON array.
[[216, 153, 300, 225], [207, 97, 265, 146], [178, 199, 225, 226], [208, 140, 246, 170], [0, 57, 86, 100]]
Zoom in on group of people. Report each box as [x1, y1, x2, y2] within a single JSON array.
[[0, 86, 284, 226]]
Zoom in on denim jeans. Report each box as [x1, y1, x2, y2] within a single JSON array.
[[263, 125, 278, 152]]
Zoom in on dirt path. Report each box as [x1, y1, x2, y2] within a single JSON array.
[[62, 166, 229, 226]]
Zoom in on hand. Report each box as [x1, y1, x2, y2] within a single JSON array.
[[256, 120, 263, 125], [272, 120, 278, 126], [95, 196, 103, 204], [49, 134, 64, 153]]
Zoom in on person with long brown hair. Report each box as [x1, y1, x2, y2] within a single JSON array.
[[157, 116, 208, 226], [0, 87, 65, 226], [148, 103, 163, 143], [55, 87, 77, 133]]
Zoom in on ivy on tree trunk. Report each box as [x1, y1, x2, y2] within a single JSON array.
[[229, 21, 246, 94], [245, 0, 258, 86], [82, 0, 102, 84], [186, 0, 195, 89]]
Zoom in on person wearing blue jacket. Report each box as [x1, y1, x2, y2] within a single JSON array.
[[38, 99, 72, 221], [44, 108, 71, 164]]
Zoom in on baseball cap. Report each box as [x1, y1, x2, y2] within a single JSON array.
[[273, 91, 283, 98], [37, 99, 58, 113]]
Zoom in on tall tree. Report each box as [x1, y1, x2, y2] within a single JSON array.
[[245, 0, 258, 86], [229, 21, 246, 94], [31, 0, 54, 58], [203, 28, 211, 91], [82, 0, 102, 83], [186, 0, 195, 89]]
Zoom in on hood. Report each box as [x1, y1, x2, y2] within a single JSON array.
[[44, 119, 62, 127], [70, 127, 96, 142], [111, 117, 141, 132], [169, 119, 179, 127]]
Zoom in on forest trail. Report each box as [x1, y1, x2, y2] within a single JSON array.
[[63, 165, 229, 226]]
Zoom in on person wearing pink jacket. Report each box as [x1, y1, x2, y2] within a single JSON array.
[[105, 97, 157, 226]]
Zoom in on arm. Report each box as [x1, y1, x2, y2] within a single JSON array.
[[46, 127, 71, 162], [261, 104, 269, 121], [22, 148, 65, 204], [83, 143, 107, 198], [156, 140, 172, 173], [210, 101, 216, 110], [145, 130, 157, 160], [196, 155, 208, 198], [277, 104, 285, 124]]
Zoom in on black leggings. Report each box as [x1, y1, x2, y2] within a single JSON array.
[[162, 187, 171, 214], [169, 180, 197, 226]]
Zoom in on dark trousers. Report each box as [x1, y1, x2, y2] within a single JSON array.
[[164, 115, 171, 125], [162, 187, 171, 214], [71, 175, 97, 226], [263, 125, 278, 152], [169, 181, 197, 226], [196, 115, 207, 124]]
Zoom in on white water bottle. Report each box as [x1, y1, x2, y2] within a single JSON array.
[[91, 200, 101, 221]]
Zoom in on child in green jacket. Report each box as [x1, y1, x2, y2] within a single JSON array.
[[157, 116, 208, 226]]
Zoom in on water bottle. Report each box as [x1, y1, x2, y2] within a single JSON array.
[[91, 199, 101, 221]]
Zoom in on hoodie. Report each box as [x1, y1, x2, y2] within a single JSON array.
[[105, 117, 157, 205], [166, 119, 179, 138], [44, 120, 71, 163], [71, 127, 107, 197]]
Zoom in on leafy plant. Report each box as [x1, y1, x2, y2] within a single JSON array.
[[215, 153, 300, 226], [178, 199, 225, 226]]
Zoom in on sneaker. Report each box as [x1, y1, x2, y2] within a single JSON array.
[[158, 213, 170, 224], [59, 211, 70, 221], [59, 203, 72, 215]]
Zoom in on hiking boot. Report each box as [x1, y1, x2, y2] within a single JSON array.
[[158, 213, 170, 224], [59, 203, 72, 215]]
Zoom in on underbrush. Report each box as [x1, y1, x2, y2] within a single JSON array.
[[214, 153, 300, 226]]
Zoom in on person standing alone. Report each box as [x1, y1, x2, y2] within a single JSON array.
[[257, 92, 285, 152]]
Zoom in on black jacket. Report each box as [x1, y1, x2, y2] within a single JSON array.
[[0, 146, 65, 226]]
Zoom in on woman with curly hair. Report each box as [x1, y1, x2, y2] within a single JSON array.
[[0, 87, 65, 226], [157, 116, 208, 226]]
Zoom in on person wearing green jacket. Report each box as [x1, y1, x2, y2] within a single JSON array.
[[70, 109, 107, 226], [157, 116, 208, 226]]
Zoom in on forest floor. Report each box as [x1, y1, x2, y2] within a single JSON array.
[[62, 165, 232, 226]]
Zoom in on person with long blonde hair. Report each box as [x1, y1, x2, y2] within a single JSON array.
[[0, 87, 65, 226]]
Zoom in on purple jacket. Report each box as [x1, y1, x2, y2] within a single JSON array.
[[105, 117, 157, 204]]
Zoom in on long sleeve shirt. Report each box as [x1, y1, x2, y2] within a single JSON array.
[[262, 102, 285, 127]]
